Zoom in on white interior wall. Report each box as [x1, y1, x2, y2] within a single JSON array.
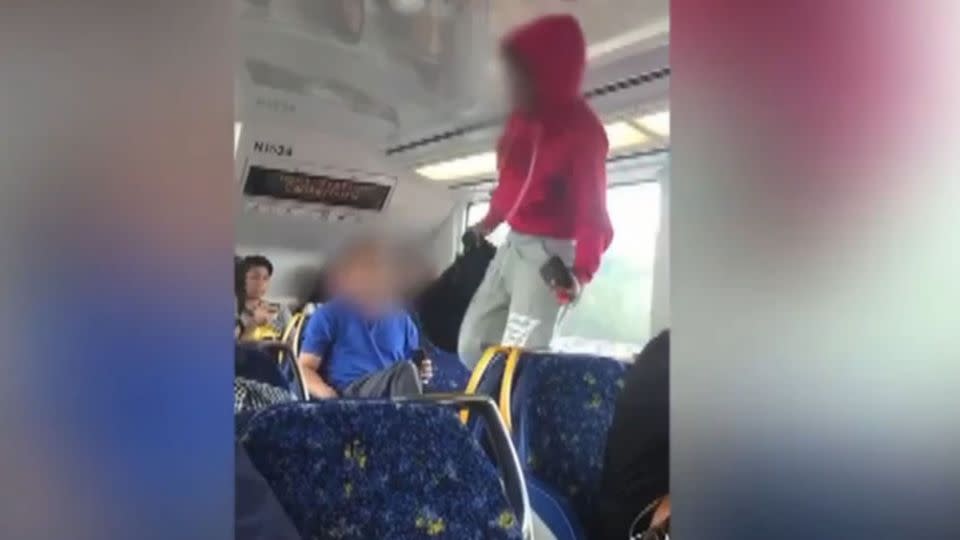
[[235, 120, 460, 307], [424, 212, 458, 273], [235, 121, 456, 247], [425, 192, 473, 270], [235, 245, 325, 308]]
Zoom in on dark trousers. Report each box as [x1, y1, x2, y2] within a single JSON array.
[[341, 361, 423, 398]]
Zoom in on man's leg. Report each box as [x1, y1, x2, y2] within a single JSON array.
[[384, 361, 422, 397], [457, 247, 511, 369], [500, 236, 576, 350], [341, 361, 422, 398]]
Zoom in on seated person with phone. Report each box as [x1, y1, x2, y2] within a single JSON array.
[[296, 237, 433, 399], [236, 255, 292, 341], [239, 300, 286, 341]]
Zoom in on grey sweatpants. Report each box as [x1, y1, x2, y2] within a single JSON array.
[[341, 361, 423, 398], [457, 232, 574, 369]]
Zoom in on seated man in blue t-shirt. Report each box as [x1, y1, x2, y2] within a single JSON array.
[[297, 237, 433, 399]]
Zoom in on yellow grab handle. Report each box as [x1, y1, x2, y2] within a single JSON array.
[[460, 345, 508, 424], [498, 347, 523, 432], [290, 312, 307, 358], [279, 312, 304, 364]]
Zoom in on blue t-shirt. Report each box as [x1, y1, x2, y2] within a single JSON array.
[[301, 298, 419, 391]]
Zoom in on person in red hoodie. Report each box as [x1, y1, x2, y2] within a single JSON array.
[[457, 14, 613, 368]]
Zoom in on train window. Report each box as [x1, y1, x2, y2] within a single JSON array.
[[466, 182, 661, 357], [554, 181, 661, 357]]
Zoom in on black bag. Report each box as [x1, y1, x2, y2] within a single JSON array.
[[414, 233, 496, 352]]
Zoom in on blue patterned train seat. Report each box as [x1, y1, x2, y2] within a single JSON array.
[[510, 353, 627, 539], [422, 343, 471, 393], [238, 401, 523, 540]]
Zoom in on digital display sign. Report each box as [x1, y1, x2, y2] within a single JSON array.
[[243, 166, 393, 212]]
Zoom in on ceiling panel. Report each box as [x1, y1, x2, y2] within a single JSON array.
[[236, 0, 669, 145]]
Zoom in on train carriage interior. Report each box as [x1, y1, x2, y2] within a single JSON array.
[[234, 1, 670, 538]]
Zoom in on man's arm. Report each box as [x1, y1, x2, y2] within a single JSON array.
[[570, 126, 614, 285], [238, 312, 257, 341], [297, 303, 339, 399], [651, 495, 671, 529], [297, 352, 338, 399]]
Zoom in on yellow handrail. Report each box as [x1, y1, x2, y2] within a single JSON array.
[[498, 347, 523, 432], [459, 345, 509, 424], [281, 312, 302, 342], [290, 312, 307, 357], [279, 312, 304, 364], [459, 345, 525, 431]]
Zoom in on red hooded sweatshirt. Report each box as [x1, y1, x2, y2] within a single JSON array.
[[480, 14, 613, 284]]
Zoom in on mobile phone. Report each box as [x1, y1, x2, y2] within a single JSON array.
[[539, 255, 575, 289], [410, 349, 431, 383]]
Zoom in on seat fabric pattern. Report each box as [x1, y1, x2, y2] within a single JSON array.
[[513, 353, 626, 524], [239, 401, 523, 540]]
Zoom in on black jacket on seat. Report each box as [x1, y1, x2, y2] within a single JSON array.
[[591, 330, 670, 539]]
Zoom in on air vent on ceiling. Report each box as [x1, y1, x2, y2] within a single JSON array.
[[385, 66, 670, 156]]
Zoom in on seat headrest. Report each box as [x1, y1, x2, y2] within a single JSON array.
[[240, 401, 523, 539]]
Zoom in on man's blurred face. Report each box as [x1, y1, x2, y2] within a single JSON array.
[[335, 243, 397, 313]]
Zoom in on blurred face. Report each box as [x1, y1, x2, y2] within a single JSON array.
[[244, 266, 270, 300], [503, 50, 533, 111], [335, 244, 398, 312]]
